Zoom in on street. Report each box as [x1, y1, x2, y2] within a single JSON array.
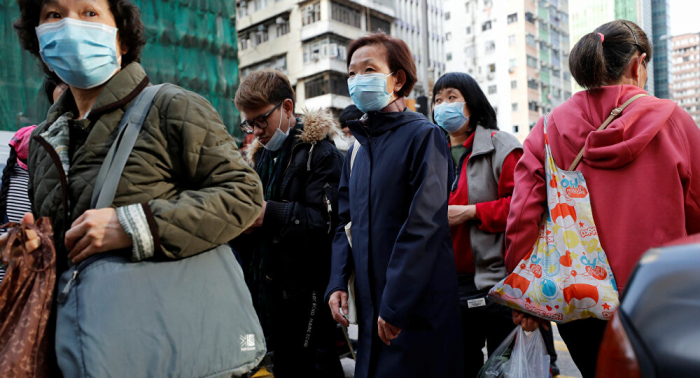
[[340, 323, 583, 377]]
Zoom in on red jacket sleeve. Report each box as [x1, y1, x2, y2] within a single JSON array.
[[674, 108, 700, 234], [475, 149, 523, 233], [505, 118, 548, 272]]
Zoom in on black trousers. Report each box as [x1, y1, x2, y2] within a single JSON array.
[[557, 318, 608, 378], [269, 290, 344, 378], [458, 274, 516, 378]]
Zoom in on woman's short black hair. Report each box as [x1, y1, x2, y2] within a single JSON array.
[[14, 0, 146, 76], [432, 72, 498, 130]]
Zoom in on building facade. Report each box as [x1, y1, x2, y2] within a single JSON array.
[[443, 0, 573, 142], [651, 0, 671, 99], [235, 0, 445, 116], [671, 33, 700, 126], [569, 0, 666, 96]]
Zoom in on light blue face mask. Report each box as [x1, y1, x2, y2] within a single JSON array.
[[36, 18, 121, 89], [263, 115, 291, 152], [347, 73, 394, 113], [433, 102, 469, 133]]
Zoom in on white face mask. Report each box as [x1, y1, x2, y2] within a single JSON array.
[[263, 114, 291, 151]]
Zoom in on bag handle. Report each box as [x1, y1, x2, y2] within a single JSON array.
[[568, 93, 647, 171], [91, 85, 164, 209]]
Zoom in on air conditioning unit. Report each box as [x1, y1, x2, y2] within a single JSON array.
[[275, 17, 285, 25], [487, 73, 495, 80], [312, 52, 320, 61], [508, 67, 515, 73]]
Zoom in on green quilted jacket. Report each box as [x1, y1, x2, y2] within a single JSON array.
[[27, 63, 263, 273]]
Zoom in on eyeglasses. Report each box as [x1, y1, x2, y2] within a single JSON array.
[[240, 101, 284, 134]]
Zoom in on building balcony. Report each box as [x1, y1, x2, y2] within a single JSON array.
[[298, 58, 348, 80], [239, 33, 293, 68], [303, 93, 353, 111], [346, 0, 394, 18], [236, 0, 296, 31], [301, 20, 364, 42]]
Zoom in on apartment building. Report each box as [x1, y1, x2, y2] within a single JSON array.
[[235, 0, 395, 115], [443, 0, 573, 142], [672, 33, 700, 126]]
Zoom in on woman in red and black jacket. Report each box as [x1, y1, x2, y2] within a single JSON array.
[[432, 73, 523, 377]]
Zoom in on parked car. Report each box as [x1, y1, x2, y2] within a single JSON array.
[[596, 234, 700, 377]]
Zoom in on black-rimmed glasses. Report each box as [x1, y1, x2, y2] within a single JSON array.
[[240, 101, 284, 134]]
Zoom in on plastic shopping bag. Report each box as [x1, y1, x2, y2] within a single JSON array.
[[478, 327, 550, 378]]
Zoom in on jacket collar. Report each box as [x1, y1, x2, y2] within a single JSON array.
[[471, 124, 495, 158], [348, 106, 426, 144], [43, 62, 149, 129]]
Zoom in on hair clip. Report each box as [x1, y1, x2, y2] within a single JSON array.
[[597, 33, 605, 43]]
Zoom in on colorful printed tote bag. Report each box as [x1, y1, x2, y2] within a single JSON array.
[[489, 94, 646, 323]]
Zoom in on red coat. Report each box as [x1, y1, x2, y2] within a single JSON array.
[[506, 85, 700, 293]]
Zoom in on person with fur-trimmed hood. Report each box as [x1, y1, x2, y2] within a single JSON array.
[[231, 69, 345, 378]]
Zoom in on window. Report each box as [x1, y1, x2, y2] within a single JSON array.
[[445, 12, 450, 20], [525, 11, 535, 24], [302, 2, 321, 26], [446, 32, 452, 41], [528, 100, 539, 111], [370, 15, 391, 34], [331, 2, 362, 28], [530, 122, 536, 130], [513, 125, 519, 133], [509, 34, 516, 46], [485, 40, 495, 53], [447, 53, 452, 61], [482, 21, 492, 31], [528, 78, 538, 90], [512, 103, 518, 111], [305, 72, 350, 99], [302, 35, 350, 64], [563, 72, 571, 81], [509, 59, 516, 69], [526, 33, 537, 46], [507, 13, 518, 24], [488, 85, 497, 94], [511, 80, 517, 89], [527, 55, 538, 68], [466, 26, 472, 34], [465, 47, 474, 57], [564, 91, 572, 98], [488, 63, 496, 73]]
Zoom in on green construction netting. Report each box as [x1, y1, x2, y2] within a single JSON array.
[[0, 0, 241, 138]]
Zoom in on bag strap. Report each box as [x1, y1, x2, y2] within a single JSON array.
[[91, 85, 164, 209], [568, 93, 647, 171], [349, 140, 361, 174]]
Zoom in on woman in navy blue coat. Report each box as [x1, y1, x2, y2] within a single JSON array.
[[325, 33, 463, 378]]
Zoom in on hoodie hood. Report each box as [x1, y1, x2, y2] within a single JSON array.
[[550, 85, 678, 169], [246, 108, 341, 165]]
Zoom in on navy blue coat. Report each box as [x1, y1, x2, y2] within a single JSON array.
[[325, 110, 463, 377]]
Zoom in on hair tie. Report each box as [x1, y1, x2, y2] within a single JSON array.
[[597, 33, 605, 43]]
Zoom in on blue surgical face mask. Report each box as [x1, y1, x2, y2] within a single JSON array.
[[348, 73, 394, 113], [36, 18, 121, 89], [433, 102, 469, 133], [263, 114, 291, 151]]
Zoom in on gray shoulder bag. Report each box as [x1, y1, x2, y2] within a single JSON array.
[[55, 85, 266, 378]]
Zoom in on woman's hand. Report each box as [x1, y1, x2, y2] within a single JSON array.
[[378, 316, 402, 345], [448, 205, 477, 226], [328, 290, 350, 327], [244, 201, 266, 234], [513, 310, 550, 332], [65, 209, 132, 264], [0, 213, 41, 262]]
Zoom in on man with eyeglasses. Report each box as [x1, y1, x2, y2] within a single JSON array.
[[231, 69, 345, 378]]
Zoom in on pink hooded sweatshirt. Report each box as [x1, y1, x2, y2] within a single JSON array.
[[506, 85, 700, 294]]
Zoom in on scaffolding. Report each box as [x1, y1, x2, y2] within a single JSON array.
[[0, 0, 241, 137]]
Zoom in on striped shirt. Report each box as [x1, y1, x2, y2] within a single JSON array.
[[0, 165, 32, 284]]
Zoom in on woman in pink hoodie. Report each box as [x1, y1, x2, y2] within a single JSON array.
[[506, 20, 700, 377]]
